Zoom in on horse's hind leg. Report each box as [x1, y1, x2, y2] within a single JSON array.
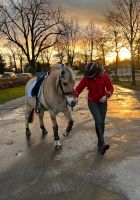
[[25, 106, 34, 138], [38, 111, 48, 136], [63, 109, 74, 137], [50, 113, 61, 150]]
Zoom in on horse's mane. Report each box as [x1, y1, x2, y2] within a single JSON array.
[[51, 63, 63, 72], [51, 63, 75, 81]]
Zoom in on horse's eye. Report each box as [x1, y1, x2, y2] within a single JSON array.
[[63, 83, 68, 86]]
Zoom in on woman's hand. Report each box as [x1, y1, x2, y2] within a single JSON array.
[[99, 95, 107, 103]]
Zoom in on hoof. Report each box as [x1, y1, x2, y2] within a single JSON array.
[[63, 129, 69, 137], [54, 145, 62, 150], [42, 129, 48, 135], [54, 140, 62, 150], [63, 132, 69, 137]]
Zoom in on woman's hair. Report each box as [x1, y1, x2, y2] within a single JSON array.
[[84, 62, 101, 79]]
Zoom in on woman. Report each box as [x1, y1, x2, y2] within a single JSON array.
[[75, 62, 114, 155]]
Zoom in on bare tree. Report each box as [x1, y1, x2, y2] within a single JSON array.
[[95, 30, 110, 67], [0, 54, 6, 73], [63, 18, 79, 67], [109, 0, 140, 85], [17, 47, 24, 73], [79, 29, 91, 64], [54, 36, 66, 63], [45, 49, 53, 65], [105, 17, 124, 80], [84, 21, 98, 62], [0, 0, 64, 74], [4, 41, 18, 72], [135, 36, 140, 69]]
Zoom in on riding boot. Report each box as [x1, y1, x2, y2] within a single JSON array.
[[98, 144, 110, 155], [95, 122, 109, 154]]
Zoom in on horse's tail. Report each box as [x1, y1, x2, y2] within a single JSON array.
[[29, 108, 34, 123]]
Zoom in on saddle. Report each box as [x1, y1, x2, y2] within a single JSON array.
[[31, 71, 50, 113], [31, 71, 50, 97]]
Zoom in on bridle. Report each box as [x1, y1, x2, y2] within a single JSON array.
[[41, 64, 74, 114], [57, 64, 74, 96]]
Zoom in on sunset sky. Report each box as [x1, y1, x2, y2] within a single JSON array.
[[53, 0, 131, 62], [54, 0, 112, 25]]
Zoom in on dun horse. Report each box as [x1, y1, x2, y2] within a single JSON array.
[[25, 63, 76, 149]]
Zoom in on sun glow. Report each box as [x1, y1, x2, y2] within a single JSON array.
[[106, 48, 131, 63], [119, 48, 131, 60]]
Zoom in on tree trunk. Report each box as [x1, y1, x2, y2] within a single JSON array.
[[101, 45, 106, 68], [115, 51, 119, 81], [67, 55, 73, 67], [20, 58, 23, 73], [90, 40, 93, 62], [59, 55, 64, 64], [12, 53, 17, 72], [130, 45, 136, 85], [29, 59, 37, 75]]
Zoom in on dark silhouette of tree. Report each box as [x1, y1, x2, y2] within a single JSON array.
[[4, 42, 17, 72], [40, 48, 53, 67], [108, 0, 140, 85], [105, 18, 124, 80], [95, 30, 110, 68], [54, 37, 66, 64], [0, 0, 64, 74], [63, 18, 79, 67], [0, 54, 6, 73], [85, 21, 98, 62]]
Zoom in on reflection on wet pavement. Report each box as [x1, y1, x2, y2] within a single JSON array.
[[0, 85, 140, 200]]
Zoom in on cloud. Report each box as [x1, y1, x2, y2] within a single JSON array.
[[53, 0, 111, 25]]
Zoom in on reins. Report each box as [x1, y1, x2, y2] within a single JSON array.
[[40, 66, 73, 115]]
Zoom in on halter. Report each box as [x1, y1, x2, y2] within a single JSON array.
[[41, 64, 74, 114], [57, 64, 74, 96]]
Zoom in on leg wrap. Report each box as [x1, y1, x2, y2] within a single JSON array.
[[53, 125, 59, 140], [66, 120, 74, 133]]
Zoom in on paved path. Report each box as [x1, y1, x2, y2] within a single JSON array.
[[0, 85, 140, 200]]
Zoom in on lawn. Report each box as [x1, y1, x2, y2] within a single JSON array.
[[0, 80, 139, 105], [115, 80, 140, 91], [0, 86, 25, 104]]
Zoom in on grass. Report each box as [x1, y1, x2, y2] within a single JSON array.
[[0, 80, 139, 105], [0, 85, 25, 104], [115, 80, 140, 91]]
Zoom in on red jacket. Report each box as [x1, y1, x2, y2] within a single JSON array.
[[75, 71, 114, 102]]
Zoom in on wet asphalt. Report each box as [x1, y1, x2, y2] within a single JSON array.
[[0, 85, 140, 200]]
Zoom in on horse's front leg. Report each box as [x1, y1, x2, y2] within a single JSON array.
[[50, 113, 61, 150], [63, 108, 74, 137], [38, 111, 48, 136]]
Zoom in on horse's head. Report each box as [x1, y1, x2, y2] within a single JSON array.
[[53, 63, 76, 108]]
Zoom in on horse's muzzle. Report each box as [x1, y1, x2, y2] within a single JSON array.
[[65, 96, 76, 108], [70, 100, 76, 107]]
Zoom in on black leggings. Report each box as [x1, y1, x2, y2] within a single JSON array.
[[88, 101, 107, 145]]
